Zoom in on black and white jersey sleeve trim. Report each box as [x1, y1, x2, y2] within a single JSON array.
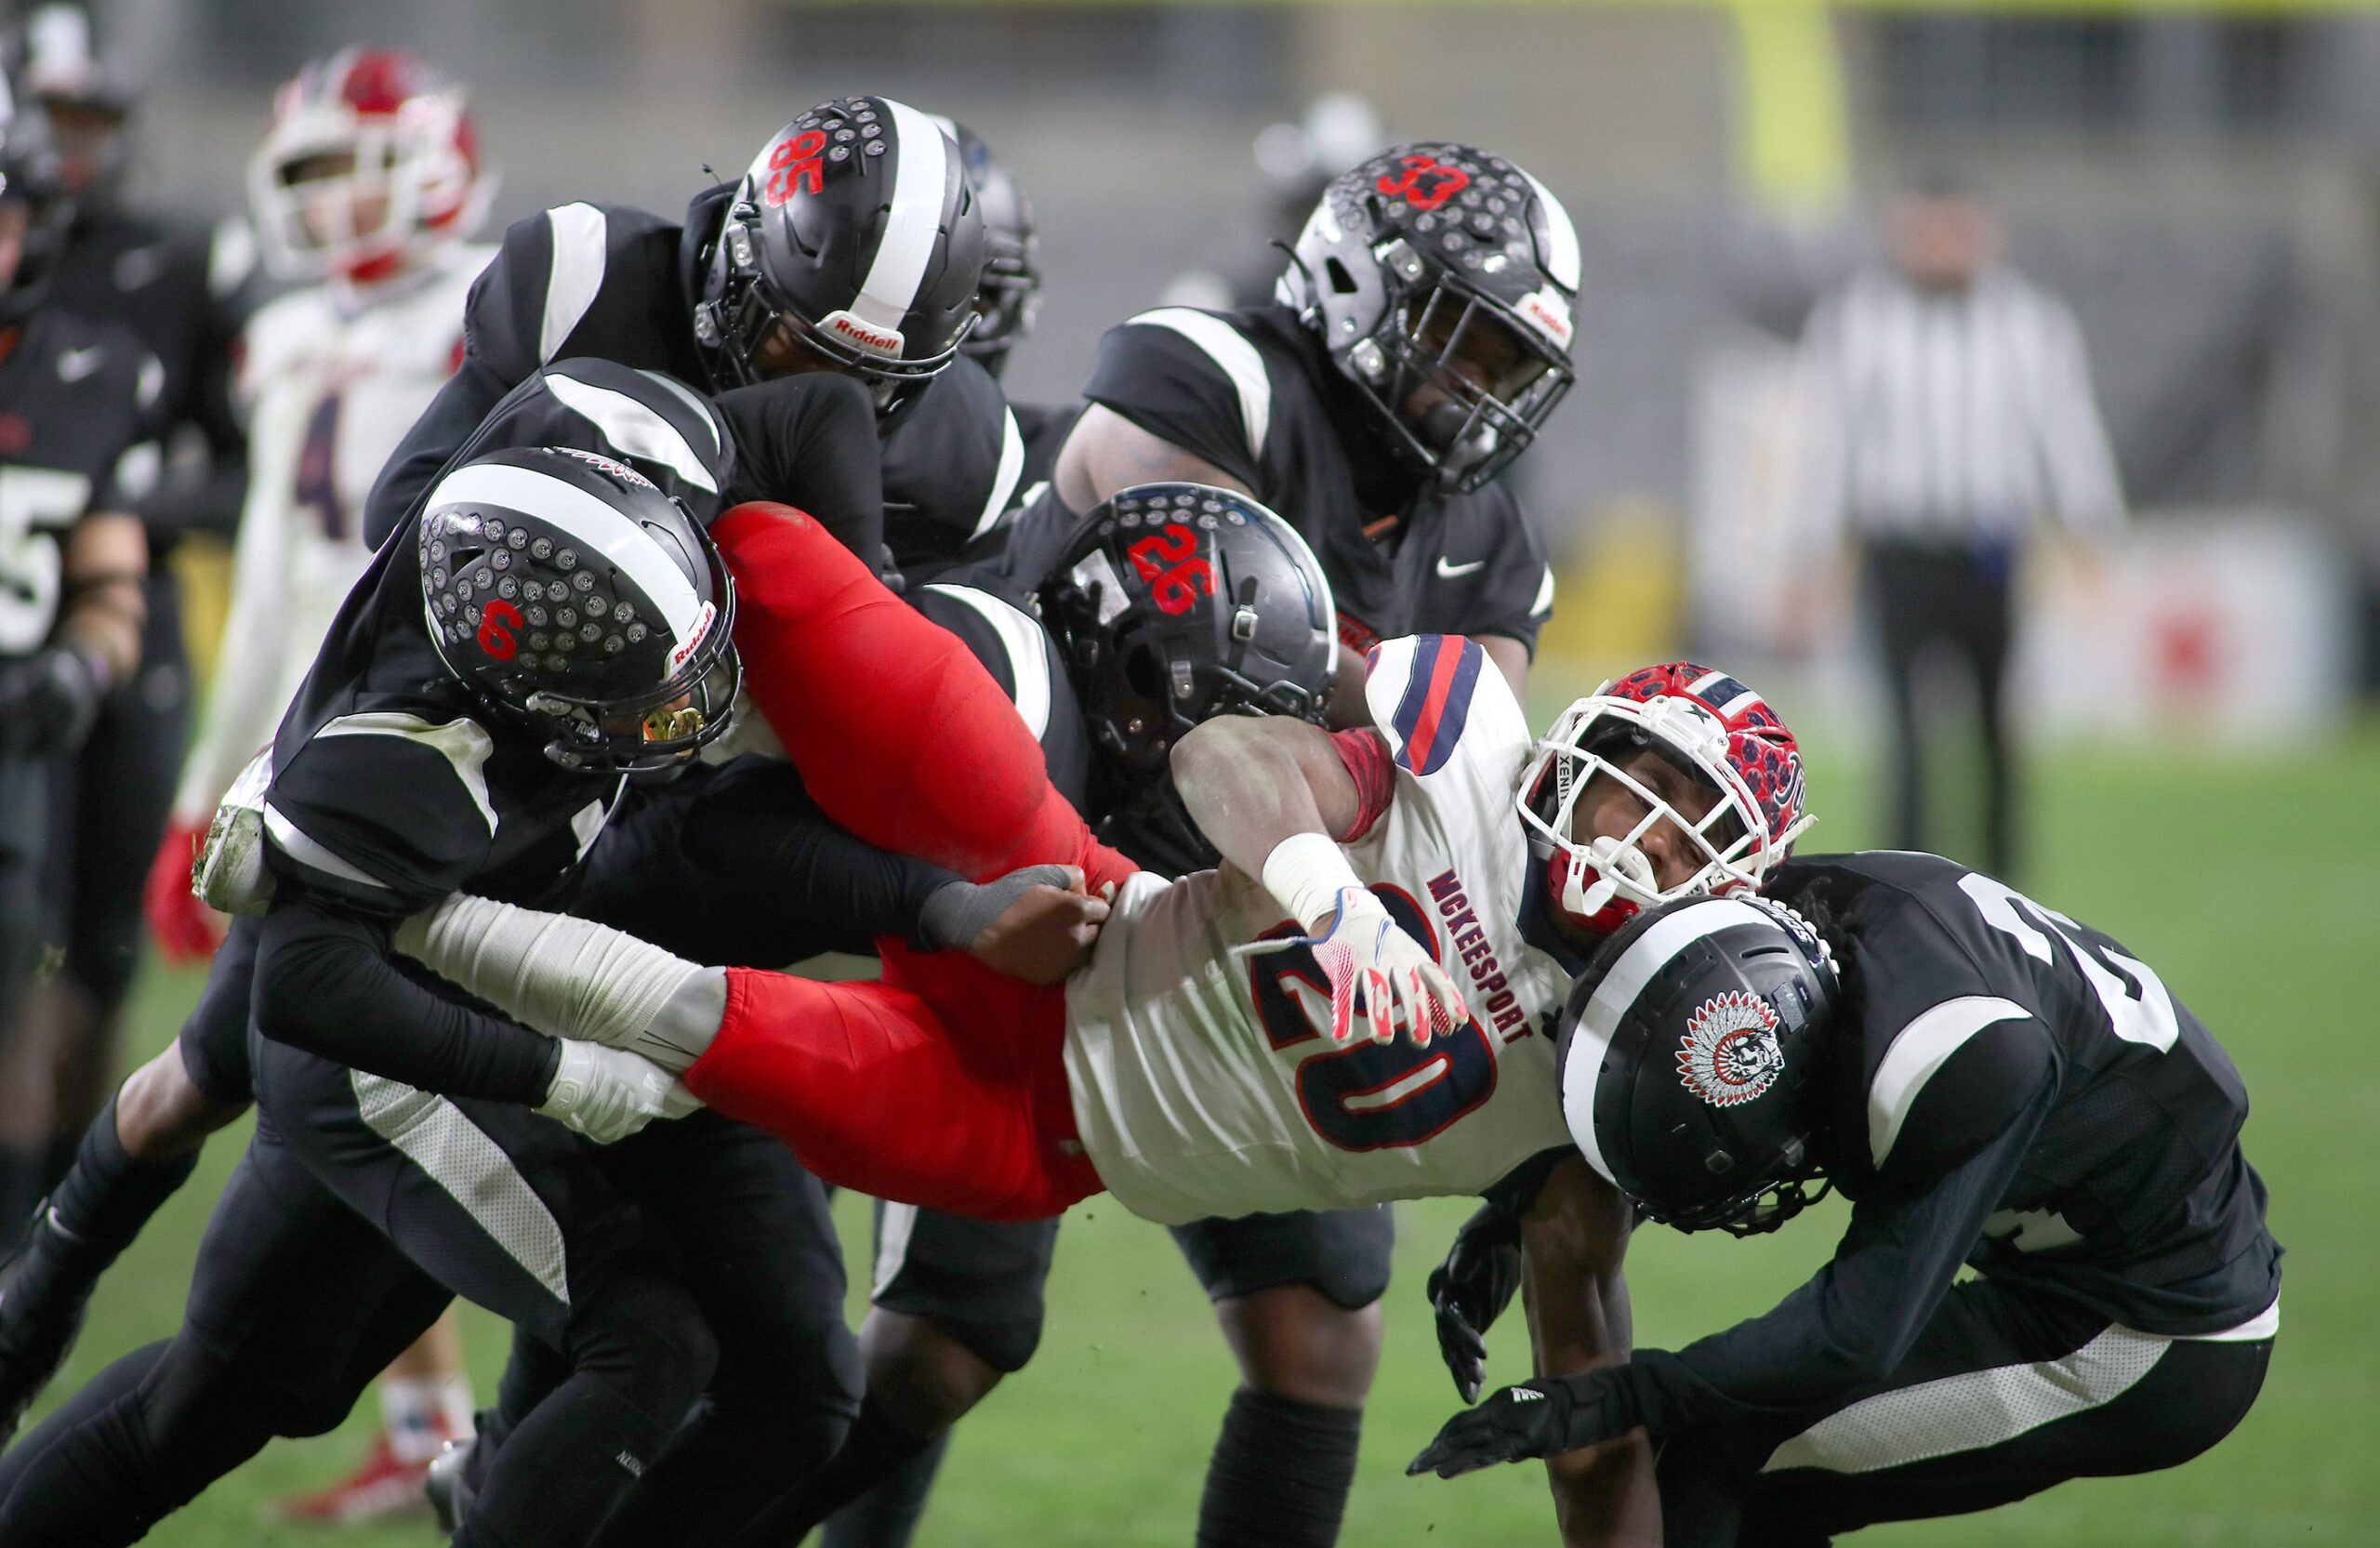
[[542, 366, 721, 495], [538, 203, 610, 364], [1124, 307, 1272, 463], [314, 711, 500, 837], [1867, 996, 2030, 1169], [923, 582, 1052, 739], [262, 802, 397, 893], [969, 407, 1027, 541]]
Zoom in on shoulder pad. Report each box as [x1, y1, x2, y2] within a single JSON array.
[[1364, 635, 1527, 778]]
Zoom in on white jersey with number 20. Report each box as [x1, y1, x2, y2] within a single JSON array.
[[1063, 635, 1574, 1224]]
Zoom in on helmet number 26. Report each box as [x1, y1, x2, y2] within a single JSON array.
[[1127, 523, 1216, 616]]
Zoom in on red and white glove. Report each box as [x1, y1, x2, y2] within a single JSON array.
[[1306, 885, 1470, 1046], [1262, 832, 1471, 1047], [145, 821, 224, 964]]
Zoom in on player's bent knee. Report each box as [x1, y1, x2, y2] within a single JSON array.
[[1218, 1288, 1382, 1409], [569, 1266, 721, 1418], [857, 1310, 1009, 1432]]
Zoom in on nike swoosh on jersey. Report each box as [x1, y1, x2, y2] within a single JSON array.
[[1435, 556, 1488, 577], [58, 347, 106, 382]]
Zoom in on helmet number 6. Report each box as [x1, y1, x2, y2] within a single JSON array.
[[477, 599, 523, 661]]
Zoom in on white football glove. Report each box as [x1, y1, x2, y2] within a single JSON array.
[[536, 1040, 702, 1144], [1306, 886, 1472, 1047]]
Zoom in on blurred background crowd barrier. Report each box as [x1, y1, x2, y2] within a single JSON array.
[[112, 0, 2377, 750]]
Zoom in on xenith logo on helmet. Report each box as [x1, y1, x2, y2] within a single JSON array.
[[1676, 990, 1785, 1108]]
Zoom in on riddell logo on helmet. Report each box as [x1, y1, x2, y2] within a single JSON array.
[[818, 310, 904, 359], [669, 602, 717, 668], [1519, 290, 1573, 349], [1676, 991, 1785, 1108]]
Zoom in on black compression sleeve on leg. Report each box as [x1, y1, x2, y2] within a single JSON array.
[[820, 1425, 954, 1548], [721, 1395, 943, 1548], [1196, 1388, 1363, 1548], [46, 1095, 202, 1264]]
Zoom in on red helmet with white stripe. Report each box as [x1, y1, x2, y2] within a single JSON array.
[[1515, 663, 1812, 939], [246, 48, 486, 284]]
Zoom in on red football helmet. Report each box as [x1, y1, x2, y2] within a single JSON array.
[[245, 48, 486, 284], [1514, 663, 1812, 939]]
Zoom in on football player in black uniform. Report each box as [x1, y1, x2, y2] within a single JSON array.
[[363, 94, 1028, 578], [0, 425, 1079, 1547], [1004, 139, 1576, 710], [0, 364, 1037, 1548], [1410, 863, 2280, 1545], [976, 139, 1580, 1547], [0, 86, 158, 1246], [15, 6, 256, 1175], [717, 485, 1339, 1548]]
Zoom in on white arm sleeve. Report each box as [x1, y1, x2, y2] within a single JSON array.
[[172, 412, 300, 826], [396, 893, 717, 1074]]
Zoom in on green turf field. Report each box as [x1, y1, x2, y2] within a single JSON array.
[[21, 724, 2376, 1545]]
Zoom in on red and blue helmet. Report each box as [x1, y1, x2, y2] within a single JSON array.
[[1516, 663, 1812, 939]]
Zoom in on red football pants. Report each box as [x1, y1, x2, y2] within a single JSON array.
[[710, 503, 1133, 893], [685, 506, 1131, 1218], [685, 959, 1103, 1221]]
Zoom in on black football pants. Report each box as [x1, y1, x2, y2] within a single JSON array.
[[1654, 1277, 2274, 1547], [1863, 537, 2019, 878]]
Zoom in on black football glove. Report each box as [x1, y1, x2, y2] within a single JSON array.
[[0, 644, 109, 760], [1427, 1199, 1524, 1403], [1406, 1369, 1633, 1479]]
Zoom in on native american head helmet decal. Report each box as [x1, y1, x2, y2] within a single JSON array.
[[1675, 990, 1786, 1108]]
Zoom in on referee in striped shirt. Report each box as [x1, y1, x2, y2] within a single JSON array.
[[1794, 177, 2123, 877]]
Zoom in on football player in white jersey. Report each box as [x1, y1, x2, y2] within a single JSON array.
[[134, 48, 494, 1522], [375, 505, 1814, 1541]]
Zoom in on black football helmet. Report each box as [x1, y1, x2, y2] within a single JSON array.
[[1277, 142, 1579, 493], [1557, 893, 1839, 1237], [694, 96, 985, 413], [418, 446, 740, 774], [935, 117, 1037, 380], [1036, 483, 1337, 873], [0, 81, 72, 321]]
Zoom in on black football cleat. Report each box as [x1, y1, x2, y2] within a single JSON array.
[[0, 1201, 94, 1446]]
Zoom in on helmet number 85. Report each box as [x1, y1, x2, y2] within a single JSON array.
[[764, 130, 827, 207], [1250, 884, 1499, 1152]]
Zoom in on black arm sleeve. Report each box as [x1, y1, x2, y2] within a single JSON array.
[[713, 372, 886, 562], [682, 760, 963, 956], [254, 895, 562, 1105], [1605, 1050, 2059, 1439]]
